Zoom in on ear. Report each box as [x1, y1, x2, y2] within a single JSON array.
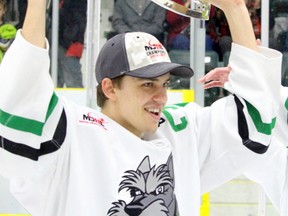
[[101, 78, 116, 101]]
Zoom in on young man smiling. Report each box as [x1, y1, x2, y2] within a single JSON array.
[[0, 0, 283, 215]]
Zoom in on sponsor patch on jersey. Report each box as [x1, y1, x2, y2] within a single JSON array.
[[79, 112, 107, 130]]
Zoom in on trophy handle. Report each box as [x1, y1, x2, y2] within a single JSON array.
[[151, 0, 210, 20]]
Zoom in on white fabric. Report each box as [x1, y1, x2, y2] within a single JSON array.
[[0, 31, 283, 216], [245, 86, 288, 216]]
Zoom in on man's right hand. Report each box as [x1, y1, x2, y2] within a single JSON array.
[[198, 66, 231, 89], [198, 39, 261, 89]]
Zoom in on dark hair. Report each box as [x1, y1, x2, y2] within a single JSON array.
[[96, 75, 124, 108]]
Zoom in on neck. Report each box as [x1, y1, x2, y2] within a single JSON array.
[[101, 108, 143, 138]]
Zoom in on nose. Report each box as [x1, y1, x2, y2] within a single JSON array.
[[153, 87, 167, 104], [124, 206, 142, 216]]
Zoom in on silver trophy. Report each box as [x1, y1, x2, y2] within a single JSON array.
[[151, 0, 211, 20]]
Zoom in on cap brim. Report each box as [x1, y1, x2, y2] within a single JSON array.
[[125, 62, 194, 79]]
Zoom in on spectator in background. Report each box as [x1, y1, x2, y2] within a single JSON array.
[[166, 1, 259, 58], [57, 0, 87, 87], [206, 5, 232, 60], [0, 0, 16, 63], [112, 0, 166, 44], [206, 0, 260, 59], [20, 0, 86, 87], [246, 0, 261, 38], [165, 2, 218, 53], [166, 0, 191, 50]]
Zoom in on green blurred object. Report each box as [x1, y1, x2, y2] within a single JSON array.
[[0, 23, 17, 62], [0, 24, 17, 40]]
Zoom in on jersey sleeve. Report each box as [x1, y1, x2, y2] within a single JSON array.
[[244, 86, 288, 216], [244, 141, 287, 216], [274, 87, 288, 146], [0, 31, 65, 179], [197, 43, 282, 193], [226, 43, 281, 140]]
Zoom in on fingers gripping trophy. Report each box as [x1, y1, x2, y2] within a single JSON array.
[[151, 0, 211, 19]]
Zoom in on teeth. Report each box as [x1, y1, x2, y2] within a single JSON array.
[[147, 108, 160, 113]]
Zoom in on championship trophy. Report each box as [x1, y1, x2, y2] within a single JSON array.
[[151, 0, 210, 20]]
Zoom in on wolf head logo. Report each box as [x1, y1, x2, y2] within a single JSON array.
[[107, 154, 178, 216]]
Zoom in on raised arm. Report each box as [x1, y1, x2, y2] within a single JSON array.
[[198, 39, 261, 88], [208, 0, 258, 51], [22, 0, 46, 48], [0, 0, 62, 180], [200, 0, 282, 195]]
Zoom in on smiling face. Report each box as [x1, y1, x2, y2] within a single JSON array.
[[101, 74, 170, 138]]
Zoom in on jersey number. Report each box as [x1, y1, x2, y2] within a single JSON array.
[[162, 104, 188, 132]]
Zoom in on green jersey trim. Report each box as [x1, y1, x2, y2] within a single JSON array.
[[0, 93, 58, 136], [284, 97, 288, 111], [245, 100, 276, 135]]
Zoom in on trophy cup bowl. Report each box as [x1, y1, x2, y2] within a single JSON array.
[[151, 0, 211, 20]]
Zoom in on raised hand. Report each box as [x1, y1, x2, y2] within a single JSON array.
[[198, 39, 261, 90], [198, 66, 231, 89]]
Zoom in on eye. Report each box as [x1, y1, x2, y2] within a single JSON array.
[[155, 185, 165, 195], [163, 81, 171, 89], [130, 188, 143, 197], [143, 82, 153, 87]]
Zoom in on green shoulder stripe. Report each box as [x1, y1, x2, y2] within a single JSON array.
[[0, 93, 58, 136], [45, 92, 59, 120], [245, 100, 276, 135], [284, 97, 288, 111]]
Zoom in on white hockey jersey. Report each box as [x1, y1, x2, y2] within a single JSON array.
[[245, 86, 288, 216], [0, 31, 283, 216]]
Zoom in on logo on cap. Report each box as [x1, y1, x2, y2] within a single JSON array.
[[125, 32, 170, 71], [145, 39, 166, 58]]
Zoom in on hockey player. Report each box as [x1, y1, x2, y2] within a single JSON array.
[[0, 0, 283, 215]]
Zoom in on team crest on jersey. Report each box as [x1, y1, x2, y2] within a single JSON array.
[[79, 112, 107, 130], [107, 154, 178, 216]]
